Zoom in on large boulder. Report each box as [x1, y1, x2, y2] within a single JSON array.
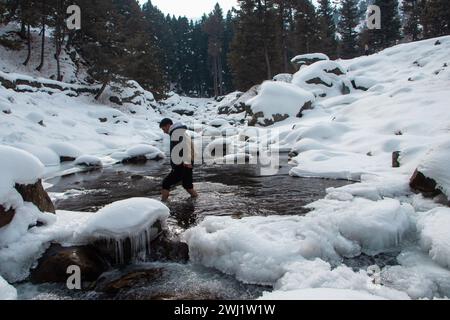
[[76, 198, 170, 264], [411, 142, 450, 203], [14, 179, 55, 213], [410, 170, 442, 198], [246, 81, 315, 127], [218, 86, 259, 115], [30, 244, 110, 284], [292, 60, 351, 99], [102, 80, 157, 110]]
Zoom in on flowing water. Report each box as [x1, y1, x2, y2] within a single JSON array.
[[18, 153, 358, 300]]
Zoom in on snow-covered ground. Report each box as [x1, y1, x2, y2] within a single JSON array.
[[184, 36, 450, 300], [1, 23, 450, 300]]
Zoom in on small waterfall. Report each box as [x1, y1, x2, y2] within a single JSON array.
[[102, 226, 161, 265]]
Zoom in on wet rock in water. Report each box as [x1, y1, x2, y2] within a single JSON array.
[[410, 169, 441, 198], [122, 155, 148, 164], [30, 244, 110, 284], [392, 151, 401, 168], [0, 205, 15, 228], [121, 154, 165, 164], [131, 174, 144, 181], [95, 268, 164, 294], [15, 179, 55, 213]]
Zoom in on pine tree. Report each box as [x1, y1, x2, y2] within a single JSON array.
[[317, 0, 338, 58], [204, 3, 225, 97], [229, 0, 281, 91], [338, 0, 360, 58], [222, 10, 235, 93], [292, 0, 320, 55], [369, 0, 401, 50], [36, 0, 49, 71], [402, 0, 422, 41], [422, 0, 450, 38]]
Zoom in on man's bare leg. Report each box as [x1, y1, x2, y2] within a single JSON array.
[[186, 188, 198, 198], [161, 189, 170, 202]]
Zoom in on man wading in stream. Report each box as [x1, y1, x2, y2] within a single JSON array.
[[159, 118, 198, 202]]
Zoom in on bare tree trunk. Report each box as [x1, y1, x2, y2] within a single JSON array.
[[218, 54, 223, 96], [36, 0, 46, 71], [213, 55, 219, 98], [55, 0, 65, 81], [264, 44, 272, 80], [23, 24, 31, 66], [19, 20, 26, 39]]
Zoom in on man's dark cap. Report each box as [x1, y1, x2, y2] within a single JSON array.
[[159, 118, 173, 128]]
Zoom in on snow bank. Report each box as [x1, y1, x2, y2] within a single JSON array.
[[0, 209, 87, 283], [247, 81, 315, 125], [0, 276, 17, 300], [77, 198, 170, 240], [418, 208, 450, 269], [417, 141, 450, 199], [184, 197, 413, 285], [381, 248, 450, 299]]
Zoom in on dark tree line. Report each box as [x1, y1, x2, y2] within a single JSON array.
[[1, 0, 449, 98]]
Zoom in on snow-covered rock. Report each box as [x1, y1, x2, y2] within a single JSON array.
[[218, 86, 260, 115], [415, 141, 450, 200], [0, 145, 44, 207], [115, 144, 165, 163], [291, 53, 329, 69], [273, 73, 293, 83], [292, 60, 351, 99], [247, 81, 315, 126], [74, 155, 103, 168], [48, 142, 83, 161], [184, 197, 413, 286], [77, 198, 169, 240], [418, 208, 450, 269]]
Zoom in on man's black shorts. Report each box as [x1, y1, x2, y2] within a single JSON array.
[[162, 165, 194, 190]]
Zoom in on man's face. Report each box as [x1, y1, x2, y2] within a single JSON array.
[[161, 124, 171, 134]]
